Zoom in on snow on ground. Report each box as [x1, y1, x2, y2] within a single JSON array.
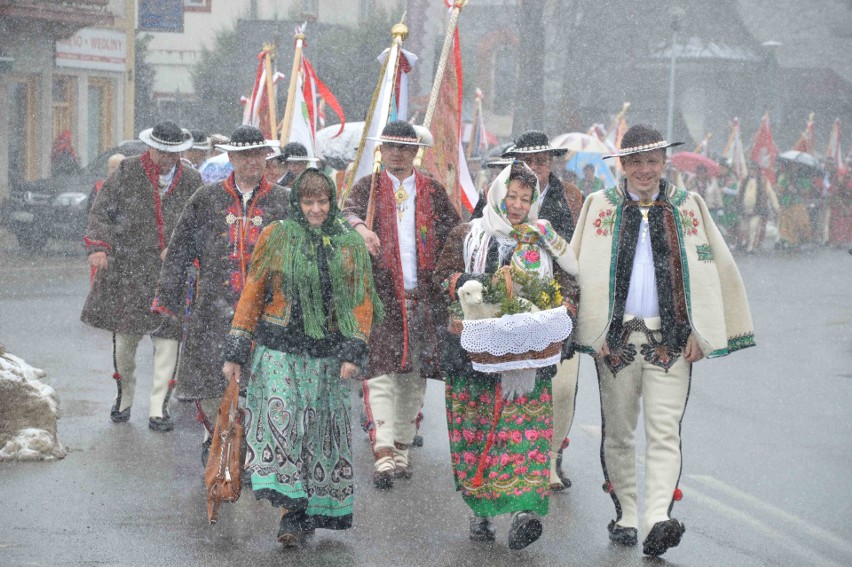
[[0, 350, 66, 461]]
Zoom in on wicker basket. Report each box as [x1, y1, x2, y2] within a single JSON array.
[[459, 268, 571, 373]]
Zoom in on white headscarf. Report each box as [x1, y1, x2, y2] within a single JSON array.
[[463, 162, 553, 278]]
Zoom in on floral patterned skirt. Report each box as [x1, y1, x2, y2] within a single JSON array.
[[445, 374, 553, 518], [244, 346, 353, 530]]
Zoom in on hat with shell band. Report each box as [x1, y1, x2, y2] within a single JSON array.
[[215, 125, 280, 152], [367, 120, 433, 147], [138, 121, 194, 153], [603, 123, 684, 159], [502, 130, 568, 157], [189, 129, 212, 151]]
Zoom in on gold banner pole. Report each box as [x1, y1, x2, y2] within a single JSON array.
[[338, 16, 408, 208], [261, 43, 278, 139], [278, 28, 306, 146]]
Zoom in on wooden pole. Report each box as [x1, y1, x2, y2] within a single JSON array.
[[278, 29, 306, 146], [338, 16, 408, 206], [414, 0, 466, 168], [261, 43, 278, 139], [364, 19, 409, 230], [465, 88, 482, 160]]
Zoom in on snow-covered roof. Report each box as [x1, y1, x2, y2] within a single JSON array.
[[650, 36, 762, 62]]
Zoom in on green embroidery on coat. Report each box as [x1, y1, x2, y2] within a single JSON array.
[[696, 243, 714, 262], [669, 185, 688, 207], [604, 186, 621, 206], [708, 333, 756, 358]]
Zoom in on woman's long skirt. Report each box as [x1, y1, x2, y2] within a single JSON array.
[[445, 374, 553, 518], [779, 204, 812, 246], [244, 345, 353, 530]]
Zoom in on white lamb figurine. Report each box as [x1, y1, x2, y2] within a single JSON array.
[[457, 280, 500, 320]]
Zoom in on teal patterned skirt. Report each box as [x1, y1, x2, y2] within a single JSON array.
[[245, 345, 353, 530], [445, 374, 553, 518]]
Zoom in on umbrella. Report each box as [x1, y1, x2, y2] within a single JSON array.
[[670, 152, 720, 176], [565, 152, 617, 187], [551, 132, 611, 154], [778, 150, 821, 170], [316, 121, 364, 164]]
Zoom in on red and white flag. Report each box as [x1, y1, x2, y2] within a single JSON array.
[[285, 55, 346, 157], [791, 112, 815, 154], [824, 118, 843, 170], [242, 49, 283, 140], [421, 27, 477, 213], [749, 113, 779, 183], [723, 118, 747, 181]]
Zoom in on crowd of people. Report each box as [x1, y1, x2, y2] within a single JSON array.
[[81, 118, 766, 557]]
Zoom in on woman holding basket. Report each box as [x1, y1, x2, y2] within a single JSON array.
[[222, 169, 382, 546], [434, 162, 579, 549]]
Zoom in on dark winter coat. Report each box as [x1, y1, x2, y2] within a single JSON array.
[[343, 170, 459, 379], [539, 172, 578, 241], [81, 154, 202, 338], [153, 175, 289, 400]]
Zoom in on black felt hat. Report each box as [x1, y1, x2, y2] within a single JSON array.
[[215, 125, 278, 152], [138, 121, 194, 153], [603, 124, 683, 159], [368, 120, 432, 147], [189, 129, 212, 150], [502, 130, 568, 157]]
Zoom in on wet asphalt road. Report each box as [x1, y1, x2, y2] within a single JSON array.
[[0, 235, 850, 566]]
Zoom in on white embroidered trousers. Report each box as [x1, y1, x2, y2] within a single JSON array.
[[597, 329, 691, 535]]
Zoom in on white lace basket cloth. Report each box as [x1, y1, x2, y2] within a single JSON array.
[[460, 306, 573, 373]]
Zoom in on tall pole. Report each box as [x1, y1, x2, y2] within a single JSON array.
[[261, 43, 278, 139], [364, 19, 409, 229], [665, 13, 681, 143], [465, 88, 482, 160], [279, 27, 306, 146], [414, 0, 467, 168]]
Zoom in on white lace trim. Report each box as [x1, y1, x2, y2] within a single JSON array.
[[460, 306, 572, 356], [472, 353, 562, 374]]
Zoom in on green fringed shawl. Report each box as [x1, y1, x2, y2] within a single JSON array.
[[249, 169, 383, 340]]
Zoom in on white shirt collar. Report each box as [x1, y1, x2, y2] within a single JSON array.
[[627, 191, 660, 202]]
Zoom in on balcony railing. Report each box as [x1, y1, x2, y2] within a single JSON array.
[[0, 0, 115, 29]]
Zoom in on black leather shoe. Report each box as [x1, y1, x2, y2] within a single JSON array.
[[277, 512, 304, 547], [412, 434, 424, 447], [607, 520, 638, 546], [642, 518, 685, 557], [373, 469, 394, 490], [508, 511, 543, 550], [110, 404, 131, 423], [469, 516, 496, 542], [148, 416, 174, 432]]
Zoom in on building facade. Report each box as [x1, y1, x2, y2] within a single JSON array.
[[0, 0, 135, 200]]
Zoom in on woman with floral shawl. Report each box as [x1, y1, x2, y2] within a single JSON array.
[[434, 162, 579, 549], [223, 169, 383, 546]]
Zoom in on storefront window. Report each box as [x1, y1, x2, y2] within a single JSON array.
[[88, 77, 114, 160]]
